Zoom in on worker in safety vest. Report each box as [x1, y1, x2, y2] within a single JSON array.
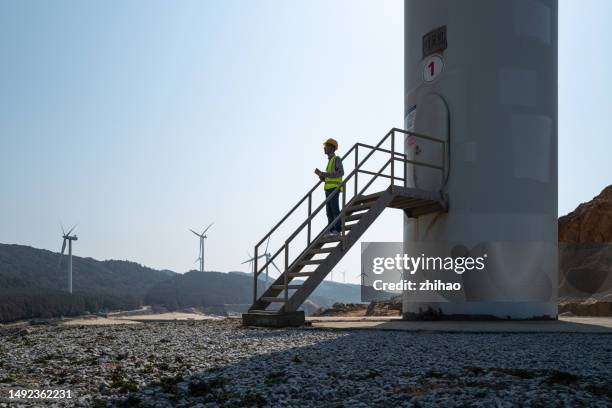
[[314, 138, 344, 235]]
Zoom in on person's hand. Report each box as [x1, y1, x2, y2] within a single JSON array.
[[319, 175, 325, 182]]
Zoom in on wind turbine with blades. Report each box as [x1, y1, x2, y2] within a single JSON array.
[[242, 237, 281, 287], [57, 224, 78, 294], [189, 222, 213, 273]]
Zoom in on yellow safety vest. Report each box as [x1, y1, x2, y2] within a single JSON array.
[[324, 155, 344, 191]]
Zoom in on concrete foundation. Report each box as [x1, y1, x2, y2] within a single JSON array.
[[242, 311, 305, 328], [403, 302, 557, 321], [306, 316, 612, 333]]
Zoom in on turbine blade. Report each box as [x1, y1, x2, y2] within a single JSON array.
[[189, 229, 201, 237], [67, 224, 77, 236], [271, 261, 282, 273], [202, 222, 213, 235], [56, 239, 67, 273], [60, 223, 66, 235], [241, 258, 255, 264], [257, 254, 267, 260], [264, 237, 270, 254]]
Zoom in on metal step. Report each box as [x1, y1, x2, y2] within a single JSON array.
[[309, 247, 334, 254], [344, 213, 364, 222], [287, 272, 315, 277], [345, 202, 374, 214], [318, 235, 343, 243], [299, 259, 324, 266], [261, 297, 286, 303], [271, 285, 302, 290]]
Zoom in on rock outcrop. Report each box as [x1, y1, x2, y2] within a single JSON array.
[[311, 297, 402, 317], [559, 185, 612, 243], [311, 303, 367, 317], [559, 186, 612, 314]]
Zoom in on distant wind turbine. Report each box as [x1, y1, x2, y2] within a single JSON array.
[[242, 237, 280, 286], [57, 224, 78, 294], [354, 270, 369, 286], [189, 222, 213, 273], [242, 251, 257, 271]]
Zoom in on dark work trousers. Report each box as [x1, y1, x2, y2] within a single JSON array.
[[325, 188, 341, 233]]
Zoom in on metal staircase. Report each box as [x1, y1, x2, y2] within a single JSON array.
[[242, 128, 448, 327]]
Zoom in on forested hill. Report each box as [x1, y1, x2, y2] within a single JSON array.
[[0, 243, 176, 322], [0, 243, 362, 323], [0, 243, 175, 296]]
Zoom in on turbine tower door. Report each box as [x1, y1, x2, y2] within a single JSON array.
[[412, 93, 449, 192]]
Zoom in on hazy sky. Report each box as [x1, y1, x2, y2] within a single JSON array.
[[1, 1, 610, 283]]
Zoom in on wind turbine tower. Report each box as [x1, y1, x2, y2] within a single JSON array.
[[190, 223, 213, 272], [58, 225, 78, 294]]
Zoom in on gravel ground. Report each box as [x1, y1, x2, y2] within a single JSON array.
[[0, 319, 611, 407]]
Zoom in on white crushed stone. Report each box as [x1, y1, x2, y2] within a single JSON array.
[[0, 319, 610, 407]]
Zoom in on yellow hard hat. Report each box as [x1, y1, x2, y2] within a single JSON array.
[[323, 138, 338, 149]]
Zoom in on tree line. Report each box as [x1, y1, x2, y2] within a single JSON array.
[[0, 289, 140, 323]]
